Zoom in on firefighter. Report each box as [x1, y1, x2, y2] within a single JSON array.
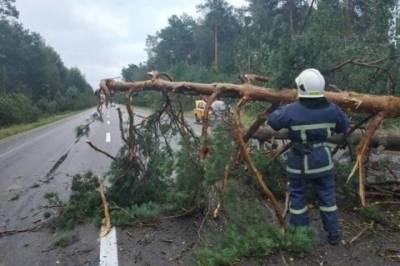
[[267, 68, 350, 245]]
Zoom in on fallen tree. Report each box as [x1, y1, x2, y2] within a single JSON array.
[[99, 76, 400, 205], [91, 73, 400, 228], [99, 79, 400, 117]]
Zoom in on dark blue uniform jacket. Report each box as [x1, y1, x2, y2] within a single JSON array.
[[268, 98, 350, 178]]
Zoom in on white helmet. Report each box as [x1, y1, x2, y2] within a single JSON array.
[[295, 68, 325, 98]]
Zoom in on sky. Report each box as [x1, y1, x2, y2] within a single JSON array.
[[15, 0, 248, 88]]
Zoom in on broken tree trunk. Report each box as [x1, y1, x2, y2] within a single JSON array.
[[99, 79, 400, 118], [252, 127, 400, 151]]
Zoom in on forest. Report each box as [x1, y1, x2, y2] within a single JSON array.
[[122, 0, 400, 105], [0, 0, 94, 126]]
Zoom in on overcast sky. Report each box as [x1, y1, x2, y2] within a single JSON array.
[[15, 0, 248, 88]]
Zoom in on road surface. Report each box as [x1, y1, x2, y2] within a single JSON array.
[[0, 106, 203, 266]]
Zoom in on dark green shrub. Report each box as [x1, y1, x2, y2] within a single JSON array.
[[194, 180, 316, 266], [360, 206, 385, 224], [110, 202, 161, 226], [0, 93, 40, 126], [46, 172, 102, 229]]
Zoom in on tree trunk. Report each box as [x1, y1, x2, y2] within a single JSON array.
[[214, 24, 219, 72], [99, 79, 400, 118], [252, 127, 400, 152], [344, 0, 354, 27], [287, 0, 295, 38]]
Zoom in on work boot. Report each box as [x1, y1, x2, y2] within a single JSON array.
[[327, 232, 341, 246]]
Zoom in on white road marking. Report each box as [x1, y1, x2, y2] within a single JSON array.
[[107, 120, 110, 125], [106, 132, 111, 143], [99, 227, 119, 266]]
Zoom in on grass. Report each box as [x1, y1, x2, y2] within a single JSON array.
[[0, 110, 84, 140], [239, 111, 254, 127]]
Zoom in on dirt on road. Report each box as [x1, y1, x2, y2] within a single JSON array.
[[115, 205, 400, 265]]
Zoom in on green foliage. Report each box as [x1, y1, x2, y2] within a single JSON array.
[[194, 180, 316, 266], [44, 192, 63, 207], [147, 15, 196, 70], [131, 0, 400, 98], [75, 113, 103, 141], [335, 160, 359, 202], [107, 156, 172, 207], [107, 107, 176, 206], [276, 226, 317, 253], [194, 225, 316, 266], [110, 202, 161, 226], [0, 17, 94, 127], [252, 149, 287, 198], [0, 93, 40, 126], [170, 136, 205, 209], [204, 121, 237, 184], [46, 172, 102, 230], [0, 111, 79, 140], [360, 206, 385, 224], [194, 224, 276, 266], [0, 0, 19, 19], [75, 124, 90, 140], [50, 232, 79, 248], [43, 211, 52, 219]]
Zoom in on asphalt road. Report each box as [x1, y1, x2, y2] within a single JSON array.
[[0, 106, 133, 265], [0, 106, 202, 266]]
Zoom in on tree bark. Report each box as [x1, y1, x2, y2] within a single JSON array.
[[99, 79, 400, 118], [287, 0, 295, 38], [252, 127, 400, 151], [214, 24, 219, 72]]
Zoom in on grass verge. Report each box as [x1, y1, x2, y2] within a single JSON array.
[[0, 110, 84, 140]]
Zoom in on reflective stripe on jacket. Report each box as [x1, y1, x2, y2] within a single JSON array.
[[267, 99, 350, 177]]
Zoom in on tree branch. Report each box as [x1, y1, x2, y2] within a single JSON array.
[[98, 176, 112, 237], [85, 140, 116, 161], [347, 112, 386, 206], [233, 97, 286, 228], [116, 107, 128, 144], [200, 90, 221, 159]]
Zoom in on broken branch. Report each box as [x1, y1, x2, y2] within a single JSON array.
[[97, 176, 112, 237], [116, 107, 128, 144], [233, 97, 286, 228], [349, 221, 375, 245], [85, 140, 116, 161], [347, 112, 386, 206], [200, 90, 221, 160]]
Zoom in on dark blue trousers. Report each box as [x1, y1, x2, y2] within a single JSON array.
[[288, 173, 339, 234]]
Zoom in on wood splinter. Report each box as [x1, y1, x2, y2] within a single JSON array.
[[347, 112, 386, 206], [97, 176, 112, 237], [348, 221, 375, 245]]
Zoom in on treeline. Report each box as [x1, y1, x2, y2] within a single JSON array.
[[0, 1, 94, 126], [121, 0, 400, 108]]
